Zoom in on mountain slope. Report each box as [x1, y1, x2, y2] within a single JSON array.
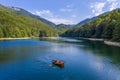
[[10, 7, 56, 27], [61, 9, 120, 42], [0, 5, 58, 38], [75, 10, 112, 27], [0, 4, 56, 27], [56, 24, 71, 34], [75, 17, 97, 26]]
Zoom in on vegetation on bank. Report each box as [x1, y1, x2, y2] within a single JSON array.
[[0, 6, 58, 38], [61, 9, 120, 42]]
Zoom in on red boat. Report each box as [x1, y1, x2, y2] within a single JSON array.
[[52, 60, 64, 67]]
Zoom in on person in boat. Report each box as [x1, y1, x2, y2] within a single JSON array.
[[52, 60, 64, 67]]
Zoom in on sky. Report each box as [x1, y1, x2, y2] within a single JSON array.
[[0, 0, 120, 24]]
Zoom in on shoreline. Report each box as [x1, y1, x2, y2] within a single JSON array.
[[0, 37, 120, 47], [75, 37, 120, 47], [0, 37, 58, 40], [104, 41, 120, 47], [0, 37, 31, 40], [78, 37, 104, 41], [75, 37, 105, 41]]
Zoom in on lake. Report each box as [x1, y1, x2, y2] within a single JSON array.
[[0, 37, 120, 80]]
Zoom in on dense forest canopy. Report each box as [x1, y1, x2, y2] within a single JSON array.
[[55, 24, 71, 34], [0, 4, 58, 38], [61, 9, 120, 42]]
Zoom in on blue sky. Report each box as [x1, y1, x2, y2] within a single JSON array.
[[0, 0, 120, 24]]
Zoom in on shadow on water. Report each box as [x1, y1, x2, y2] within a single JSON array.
[[49, 63, 64, 69], [78, 40, 120, 65], [0, 39, 51, 65]]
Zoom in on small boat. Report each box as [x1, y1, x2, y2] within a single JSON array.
[[52, 60, 64, 67]]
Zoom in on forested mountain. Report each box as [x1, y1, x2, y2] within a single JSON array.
[[56, 24, 71, 34], [75, 17, 97, 26], [0, 4, 58, 38], [10, 7, 56, 27], [67, 24, 75, 28], [61, 9, 120, 42], [0, 4, 56, 27]]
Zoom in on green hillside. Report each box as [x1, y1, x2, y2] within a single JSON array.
[[61, 9, 120, 42], [0, 4, 56, 27], [0, 5, 58, 38], [56, 24, 71, 34]]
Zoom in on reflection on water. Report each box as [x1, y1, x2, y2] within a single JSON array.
[[0, 38, 120, 80]]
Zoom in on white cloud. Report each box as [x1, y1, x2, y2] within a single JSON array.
[[60, 8, 73, 12], [32, 10, 74, 24], [90, 2, 106, 16], [71, 15, 77, 18], [107, 0, 117, 3], [106, 0, 119, 11], [60, 4, 74, 12], [49, 18, 74, 24], [110, 2, 118, 10], [90, 0, 119, 16], [85, 15, 92, 19], [32, 10, 54, 18], [66, 4, 73, 8]]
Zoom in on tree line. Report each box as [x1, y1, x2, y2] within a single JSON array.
[[61, 9, 120, 42]]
